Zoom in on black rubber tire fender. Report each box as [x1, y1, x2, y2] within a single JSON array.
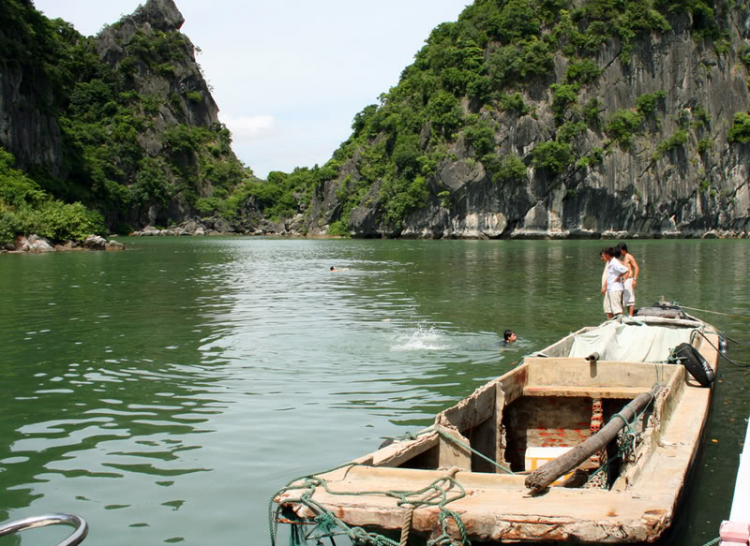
[[673, 342, 716, 387]]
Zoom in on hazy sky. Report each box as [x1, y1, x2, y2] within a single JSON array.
[[32, 0, 469, 179]]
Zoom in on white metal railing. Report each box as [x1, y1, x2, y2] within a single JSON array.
[[0, 513, 88, 546]]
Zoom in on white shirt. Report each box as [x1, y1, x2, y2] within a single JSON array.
[[606, 258, 629, 291]]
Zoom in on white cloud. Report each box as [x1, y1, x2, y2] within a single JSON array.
[[222, 115, 277, 142]]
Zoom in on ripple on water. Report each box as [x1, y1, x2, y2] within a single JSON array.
[[1, 238, 748, 546]]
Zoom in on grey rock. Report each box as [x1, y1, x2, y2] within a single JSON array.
[[16, 235, 55, 253], [83, 235, 107, 250], [105, 240, 125, 251]]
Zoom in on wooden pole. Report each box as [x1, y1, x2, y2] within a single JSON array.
[[525, 391, 654, 491]]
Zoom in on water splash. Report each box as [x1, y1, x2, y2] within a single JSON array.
[[390, 323, 452, 352]]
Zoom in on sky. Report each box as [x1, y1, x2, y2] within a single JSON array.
[[32, 0, 470, 179]]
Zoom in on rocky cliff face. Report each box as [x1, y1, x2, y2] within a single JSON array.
[[95, 0, 220, 132], [302, 8, 750, 239], [0, 0, 63, 175], [0, 0, 258, 233]]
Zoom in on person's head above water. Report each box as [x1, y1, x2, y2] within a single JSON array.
[[504, 330, 517, 343]]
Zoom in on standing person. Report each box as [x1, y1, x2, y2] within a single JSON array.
[[617, 243, 640, 316], [600, 247, 629, 319]]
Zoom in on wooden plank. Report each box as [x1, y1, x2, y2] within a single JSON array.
[[368, 433, 439, 467], [437, 428, 472, 470], [277, 465, 673, 543], [523, 385, 649, 398], [495, 387, 507, 473], [524, 358, 676, 389], [439, 381, 496, 431]]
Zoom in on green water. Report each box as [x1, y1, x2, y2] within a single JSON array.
[[0, 238, 748, 546]]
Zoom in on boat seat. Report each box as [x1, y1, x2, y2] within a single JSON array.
[[523, 385, 649, 398]]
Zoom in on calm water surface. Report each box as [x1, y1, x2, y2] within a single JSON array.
[[0, 238, 748, 545]]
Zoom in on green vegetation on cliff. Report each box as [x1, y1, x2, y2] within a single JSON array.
[[1, 0, 742, 241], [1, 0, 250, 240], [232, 0, 733, 235], [0, 148, 104, 244]]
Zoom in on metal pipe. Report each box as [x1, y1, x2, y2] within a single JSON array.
[[0, 513, 88, 546]]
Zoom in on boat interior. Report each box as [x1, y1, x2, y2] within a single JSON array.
[[354, 314, 714, 489]]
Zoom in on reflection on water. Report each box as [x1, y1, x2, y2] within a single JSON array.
[[0, 238, 748, 545]]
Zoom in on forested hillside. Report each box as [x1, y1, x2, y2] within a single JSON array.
[[0, 0, 263, 243], [268, 0, 750, 238], [2, 0, 750, 242]]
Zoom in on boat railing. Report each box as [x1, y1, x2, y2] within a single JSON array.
[[0, 513, 88, 546]]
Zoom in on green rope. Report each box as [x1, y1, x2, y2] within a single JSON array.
[[700, 537, 721, 546], [270, 462, 470, 546], [385, 426, 514, 475], [584, 389, 657, 487], [433, 427, 514, 475]]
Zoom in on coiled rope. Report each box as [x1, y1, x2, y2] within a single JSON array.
[[269, 460, 471, 546]]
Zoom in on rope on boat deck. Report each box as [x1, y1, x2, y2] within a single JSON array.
[[269, 462, 471, 546]]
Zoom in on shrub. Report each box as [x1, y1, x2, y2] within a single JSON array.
[[499, 92, 529, 115], [464, 119, 496, 156], [521, 39, 555, 77], [728, 112, 750, 143], [557, 121, 587, 142], [426, 91, 463, 137], [186, 90, 202, 103], [532, 141, 572, 174], [635, 90, 667, 117], [566, 59, 602, 84], [0, 148, 104, 243], [576, 147, 605, 167], [583, 98, 602, 126], [605, 110, 643, 147], [380, 175, 430, 227], [327, 220, 349, 237], [651, 129, 688, 160], [550, 84, 580, 121], [697, 136, 713, 153], [493, 155, 528, 185], [487, 45, 523, 88], [691, 105, 710, 127]]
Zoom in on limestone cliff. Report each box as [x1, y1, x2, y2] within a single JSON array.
[[0, 0, 64, 175], [0, 0, 259, 234], [301, 3, 750, 239]]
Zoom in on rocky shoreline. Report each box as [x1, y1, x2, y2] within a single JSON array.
[[5, 223, 745, 254], [131, 217, 749, 240], [1, 235, 125, 254], [129, 216, 308, 237]]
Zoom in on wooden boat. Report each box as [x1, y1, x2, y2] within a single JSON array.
[[272, 304, 721, 544]]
